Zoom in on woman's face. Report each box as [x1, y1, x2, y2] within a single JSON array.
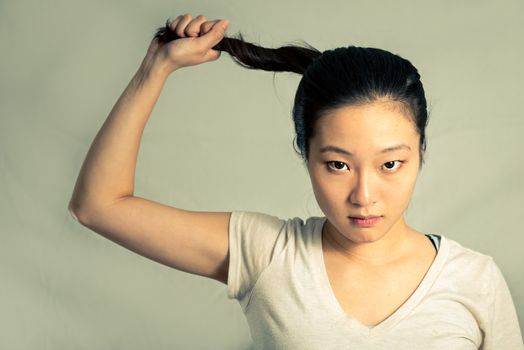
[[307, 100, 421, 245]]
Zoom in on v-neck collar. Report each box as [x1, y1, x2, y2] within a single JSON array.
[[314, 216, 450, 337]]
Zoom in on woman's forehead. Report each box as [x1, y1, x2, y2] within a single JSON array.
[[318, 102, 415, 132], [312, 102, 418, 151]]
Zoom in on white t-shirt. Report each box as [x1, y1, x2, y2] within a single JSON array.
[[227, 211, 523, 349]]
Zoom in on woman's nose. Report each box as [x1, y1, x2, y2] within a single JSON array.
[[349, 171, 377, 207]]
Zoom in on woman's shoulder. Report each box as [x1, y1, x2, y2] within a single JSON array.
[[231, 210, 325, 231], [440, 234, 494, 262], [436, 234, 499, 286]]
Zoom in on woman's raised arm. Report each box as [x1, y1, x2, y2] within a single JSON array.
[[68, 14, 232, 284]]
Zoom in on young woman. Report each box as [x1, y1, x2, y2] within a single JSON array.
[[68, 13, 523, 349]]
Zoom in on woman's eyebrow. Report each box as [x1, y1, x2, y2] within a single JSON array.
[[319, 144, 411, 156]]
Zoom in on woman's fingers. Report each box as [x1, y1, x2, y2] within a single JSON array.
[[150, 13, 229, 71], [185, 15, 207, 37], [168, 15, 183, 34], [169, 14, 219, 39], [173, 14, 193, 37]]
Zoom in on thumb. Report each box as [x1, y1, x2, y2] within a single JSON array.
[[201, 19, 229, 49]]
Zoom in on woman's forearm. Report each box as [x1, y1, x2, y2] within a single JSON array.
[[68, 59, 172, 215]]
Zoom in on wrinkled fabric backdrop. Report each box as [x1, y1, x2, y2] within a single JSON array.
[[1, 0, 523, 349]]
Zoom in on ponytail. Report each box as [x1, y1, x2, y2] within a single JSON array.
[[153, 18, 322, 75], [153, 19, 429, 167]]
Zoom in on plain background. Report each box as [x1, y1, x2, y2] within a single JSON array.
[[1, 0, 523, 348]]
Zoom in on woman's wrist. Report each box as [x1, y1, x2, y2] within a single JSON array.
[[137, 51, 180, 82], [132, 59, 172, 89]]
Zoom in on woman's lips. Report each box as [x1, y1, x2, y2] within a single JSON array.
[[349, 216, 382, 227]]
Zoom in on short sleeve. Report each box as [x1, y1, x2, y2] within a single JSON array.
[[480, 257, 524, 349], [227, 210, 289, 302]]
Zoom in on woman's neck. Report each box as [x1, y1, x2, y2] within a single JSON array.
[[322, 218, 420, 267]]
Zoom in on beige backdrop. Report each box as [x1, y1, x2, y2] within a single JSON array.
[[1, 0, 523, 348]]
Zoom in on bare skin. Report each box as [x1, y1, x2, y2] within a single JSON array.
[[69, 14, 231, 209], [307, 102, 437, 326], [68, 15, 234, 283], [322, 225, 437, 326]]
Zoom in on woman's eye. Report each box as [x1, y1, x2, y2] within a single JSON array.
[[326, 160, 404, 173], [326, 161, 349, 172], [382, 160, 404, 172]]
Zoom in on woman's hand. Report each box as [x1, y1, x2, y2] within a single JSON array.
[[142, 14, 229, 75]]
